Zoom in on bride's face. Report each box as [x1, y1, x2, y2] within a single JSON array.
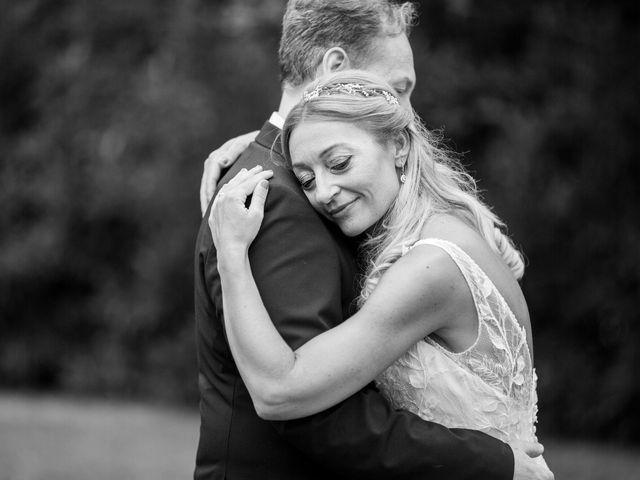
[[289, 120, 401, 236]]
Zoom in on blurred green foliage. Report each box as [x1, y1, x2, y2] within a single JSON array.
[[1, 0, 638, 443]]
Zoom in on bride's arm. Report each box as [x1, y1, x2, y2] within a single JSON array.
[[211, 170, 457, 420], [219, 243, 453, 420]]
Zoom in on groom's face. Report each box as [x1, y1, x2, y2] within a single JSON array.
[[361, 33, 416, 109]]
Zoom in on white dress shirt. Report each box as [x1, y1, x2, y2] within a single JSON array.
[[268, 111, 284, 130]]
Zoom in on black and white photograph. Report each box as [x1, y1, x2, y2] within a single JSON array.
[[1, 1, 638, 479]]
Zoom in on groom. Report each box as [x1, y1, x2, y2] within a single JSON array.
[[194, 1, 552, 479]]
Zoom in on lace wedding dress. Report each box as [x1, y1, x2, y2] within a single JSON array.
[[376, 238, 540, 446]]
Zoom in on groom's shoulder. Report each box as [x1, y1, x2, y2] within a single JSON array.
[[229, 140, 308, 206]]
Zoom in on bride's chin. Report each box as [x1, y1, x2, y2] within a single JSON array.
[[339, 220, 373, 238], [361, 215, 388, 237], [342, 228, 362, 238]]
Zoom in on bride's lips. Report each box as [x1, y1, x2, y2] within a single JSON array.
[[327, 198, 357, 218]]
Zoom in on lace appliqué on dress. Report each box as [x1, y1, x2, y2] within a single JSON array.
[[375, 238, 539, 443]]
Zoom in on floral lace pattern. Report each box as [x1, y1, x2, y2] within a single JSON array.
[[376, 239, 539, 443]]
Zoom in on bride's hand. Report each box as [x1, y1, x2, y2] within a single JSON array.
[[209, 166, 273, 260], [200, 130, 259, 216], [509, 440, 544, 458]]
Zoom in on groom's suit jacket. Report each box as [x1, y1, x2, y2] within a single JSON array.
[[193, 120, 514, 479]]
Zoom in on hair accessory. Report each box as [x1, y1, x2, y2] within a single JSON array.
[[303, 83, 399, 105], [400, 164, 407, 184]]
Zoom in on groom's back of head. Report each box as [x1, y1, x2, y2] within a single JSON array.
[[279, 0, 417, 88]]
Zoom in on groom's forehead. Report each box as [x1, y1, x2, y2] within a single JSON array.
[[368, 33, 414, 65], [360, 34, 415, 96]]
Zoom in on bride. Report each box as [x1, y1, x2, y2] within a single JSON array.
[[209, 70, 545, 458]]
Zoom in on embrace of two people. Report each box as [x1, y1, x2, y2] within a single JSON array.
[[194, 1, 554, 479]]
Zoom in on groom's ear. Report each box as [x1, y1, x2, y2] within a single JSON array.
[[318, 47, 352, 77]]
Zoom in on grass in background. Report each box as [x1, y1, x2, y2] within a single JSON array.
[[1, 393, 639, 480], [0, 393, 197, 480]]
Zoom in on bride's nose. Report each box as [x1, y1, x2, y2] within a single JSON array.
[[314, 176, 339, 205]]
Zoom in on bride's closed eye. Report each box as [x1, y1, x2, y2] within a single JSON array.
[[329, 155, 352, 172], [298, 174, 315, 191], [295, 155, 352, 190]]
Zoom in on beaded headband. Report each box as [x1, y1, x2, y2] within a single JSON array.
[[303, 82, 399, 106]]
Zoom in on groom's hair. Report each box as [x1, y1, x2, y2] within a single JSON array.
[[279, 0, 417, 87]]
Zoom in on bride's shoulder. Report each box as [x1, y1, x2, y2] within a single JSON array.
[[392, 239, 470, 307], [401, 213, 489, 286], [419, 213, 481, 245]]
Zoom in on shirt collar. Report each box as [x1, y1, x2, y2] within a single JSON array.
[[268, 111, 285, 130]]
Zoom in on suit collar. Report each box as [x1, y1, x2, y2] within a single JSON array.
[[255, 121, 284, 158]]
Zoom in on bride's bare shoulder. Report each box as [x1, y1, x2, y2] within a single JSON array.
[[419, 213, 483, 247]]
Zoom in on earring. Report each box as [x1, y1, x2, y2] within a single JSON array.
[[400, 164, 407, 184]]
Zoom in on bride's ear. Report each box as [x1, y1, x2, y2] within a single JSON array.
[[318, 47, 352, 77], [393, 130, 411, 168]]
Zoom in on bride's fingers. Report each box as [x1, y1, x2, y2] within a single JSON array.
[[213, 168, 253, 204], [226, 165, 264, 188], [224, 167, 248, 188], [232, 170, 273, 197], [248, 180, 270, 219], [510, 440, 544, 458], [224, 168, 272, 193], [215, 170, 273, 206]]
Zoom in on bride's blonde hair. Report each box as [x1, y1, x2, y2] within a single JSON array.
[[281, 70, 525, 306]]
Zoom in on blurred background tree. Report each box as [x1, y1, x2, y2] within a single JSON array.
[[1, 0, 638, 445]]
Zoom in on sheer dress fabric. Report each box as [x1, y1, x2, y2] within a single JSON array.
[[375, 239, 540, 445]]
